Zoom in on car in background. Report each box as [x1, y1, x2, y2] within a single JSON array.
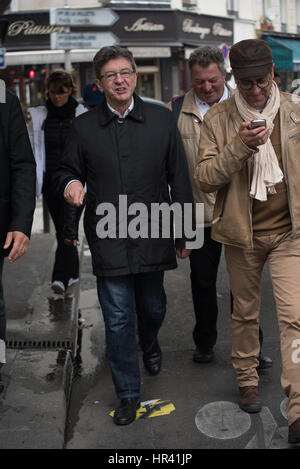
[[140, 96, 166, 107]]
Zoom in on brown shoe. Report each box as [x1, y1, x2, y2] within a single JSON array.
[[239, 386, 262, 413], [288, 417, 300, 444]]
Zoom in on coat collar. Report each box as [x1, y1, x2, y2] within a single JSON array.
[[181, 84, 233, 121], [97, 93, 145, 126], [181, 88, 202, 120]]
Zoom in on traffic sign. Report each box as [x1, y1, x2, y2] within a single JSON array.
[[220, 43, 229, 59], [0, 48, 5, 69], [50, 8, 119, 26], [52, 32, 119, 50]]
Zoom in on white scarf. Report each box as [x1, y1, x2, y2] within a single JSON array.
[[234, 81, 282, 201]]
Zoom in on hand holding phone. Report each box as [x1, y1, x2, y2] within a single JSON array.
[[239, 119, 269, 150], [248, 119, 266, 129]]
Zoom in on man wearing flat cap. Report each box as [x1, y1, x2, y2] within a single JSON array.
[[195, 38, 300, 444]]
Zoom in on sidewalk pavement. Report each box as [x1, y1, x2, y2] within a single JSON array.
[[0, 201, 81, 449], [65, 242, 293, 451], [0, 200, 295, 450]]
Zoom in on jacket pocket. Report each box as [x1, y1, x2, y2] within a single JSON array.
[[289, 132, 300, 139]]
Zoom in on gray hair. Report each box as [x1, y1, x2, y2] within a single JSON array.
[[93, 46, 137, 79], [188, 46, 225, 73]]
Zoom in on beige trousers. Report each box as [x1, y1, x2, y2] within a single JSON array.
[[225, 231, 300, 425]]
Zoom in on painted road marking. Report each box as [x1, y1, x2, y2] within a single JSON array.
[[269, 427, 290, 449], [109, 399, 175, 420], [245, 407, 277, 448], [195, 401, 251, 440], [137, 399, 175, 419]]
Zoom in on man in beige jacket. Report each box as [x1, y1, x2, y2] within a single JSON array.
[[195, 39, 300, 445], [169, 46, 271, 368]]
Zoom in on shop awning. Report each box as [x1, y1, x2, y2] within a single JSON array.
[[264, 36, 300, 70], [4, 46, 173, 66], [4, 49, 100, 66]]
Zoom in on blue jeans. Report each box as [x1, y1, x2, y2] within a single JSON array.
[[97, 271, 166, 399], [0, 257, 6, 364]]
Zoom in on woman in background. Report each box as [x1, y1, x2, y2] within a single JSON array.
[[28, 70, 86, 294]]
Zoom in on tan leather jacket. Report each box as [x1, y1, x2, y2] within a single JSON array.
[[194, 92, 300, 249], [167, 89, 217, 227]]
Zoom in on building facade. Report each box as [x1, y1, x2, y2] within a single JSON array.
[[251, 0, 300, 91], [4, 0, 295, 109]]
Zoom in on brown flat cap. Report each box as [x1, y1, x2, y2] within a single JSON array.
[[230, 39, 273, 78]]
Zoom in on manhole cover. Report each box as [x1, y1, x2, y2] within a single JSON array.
[[195, 401, 251, 440]]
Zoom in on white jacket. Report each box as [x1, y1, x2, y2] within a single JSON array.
[[28, 103, 86, 197]]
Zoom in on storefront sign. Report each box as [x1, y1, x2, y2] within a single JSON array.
[[3, 12, 67, 50], [212, 22, 233, 37], [113, 9, 176, 43], [124, 17, 165, 32], [178, 12, 233, 45], [2, 9, 233, 52], [7, 20, 67, 36], [111, 10, 233, 46], [182, 19, 210, 38]]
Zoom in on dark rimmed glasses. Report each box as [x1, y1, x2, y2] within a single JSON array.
[[100, 68, 135, 81], [237, 77, 272, 91]]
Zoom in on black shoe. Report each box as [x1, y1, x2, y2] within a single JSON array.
[[143, 342, 162, 375], [257, 354, 273, 370], [113, 398, 140, 426], [193, 348, 214, 363], [0, 372, 4, 394]]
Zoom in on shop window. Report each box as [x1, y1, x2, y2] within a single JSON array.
[[227, 0, 238, 17], [182, 0, 197, 7], [280, 0, 287, 32]]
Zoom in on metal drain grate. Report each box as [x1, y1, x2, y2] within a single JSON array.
[[6, 339, 73, 350]]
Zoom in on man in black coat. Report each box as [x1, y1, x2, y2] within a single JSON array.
[[0, 89, 36, 393], [60, 46, 195, 425]]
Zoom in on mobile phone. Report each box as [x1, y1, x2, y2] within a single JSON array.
[[250, 119, 266, 129]]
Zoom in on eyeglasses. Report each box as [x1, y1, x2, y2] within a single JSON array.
[[100, 68, 135, 81], [237, 78, 272, 91]]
